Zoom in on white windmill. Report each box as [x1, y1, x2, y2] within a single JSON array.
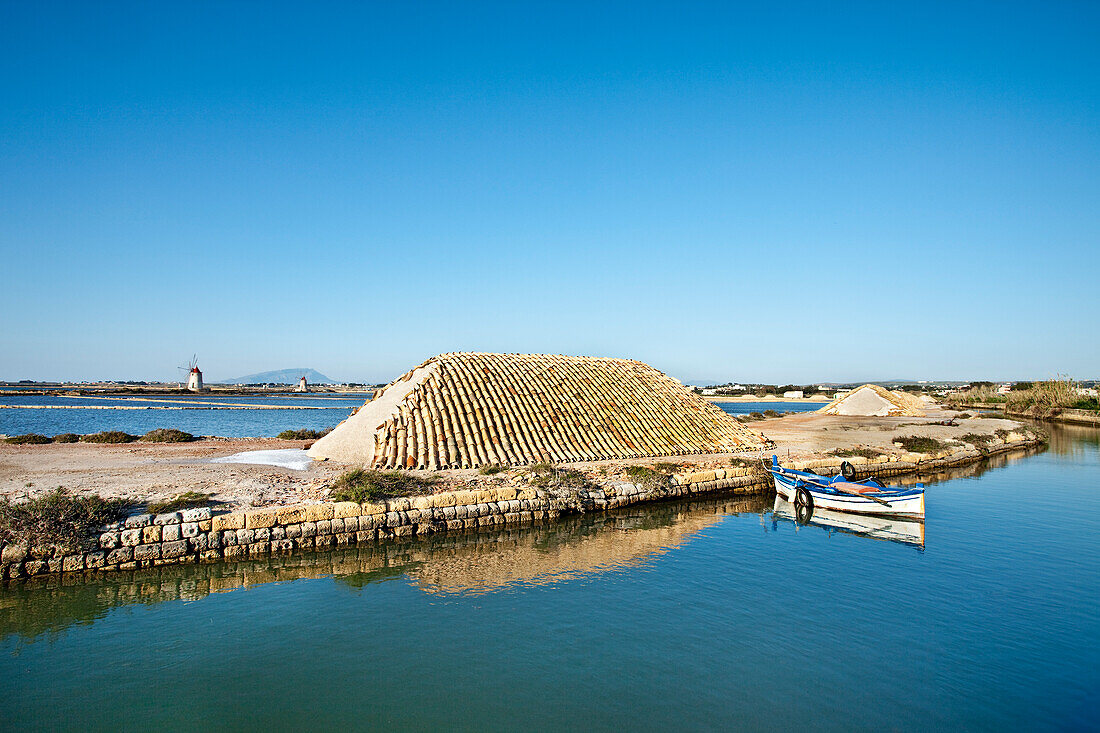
[[294, 372, 309, 393], [178, 355, 203, 392]]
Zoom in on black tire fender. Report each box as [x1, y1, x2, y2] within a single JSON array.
[[841, 461, 856, 480], [794, 486, 814, 512]]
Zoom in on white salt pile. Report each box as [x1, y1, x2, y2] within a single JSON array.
[[210, 449, 313, 471]]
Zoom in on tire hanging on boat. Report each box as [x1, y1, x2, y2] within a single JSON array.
[[794, 486, 814, 512], [841, 461, 856, 480]]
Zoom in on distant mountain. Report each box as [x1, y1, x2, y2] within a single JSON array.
[[220, 368, 337, 385]]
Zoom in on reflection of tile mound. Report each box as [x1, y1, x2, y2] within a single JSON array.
[[309, 353, 769, 468]]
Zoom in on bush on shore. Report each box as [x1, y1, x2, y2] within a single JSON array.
[[277, 428, 332, 440], [81, 431, 136, 444], [525, 462, 591, 490], [4, 434, 52, 445], [0, 488, 132, 552], [328, 469, 439, 502], [140, 429, 194, 443], [53, 433, 80, 443], [893, 435, 944, 453], [831, 447, 882, 459], [146, 491, 212, 513]]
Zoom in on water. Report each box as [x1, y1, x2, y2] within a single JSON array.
[[0, 393, 369, 437], [0, 395, 811, 438], [1, 425, 1097, 731]]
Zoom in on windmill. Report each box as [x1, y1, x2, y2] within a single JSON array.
[[294, 371, 309, 393], [177, 355, 203, 391]]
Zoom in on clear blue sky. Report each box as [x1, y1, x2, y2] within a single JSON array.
[[1, 1, 1097, 385]]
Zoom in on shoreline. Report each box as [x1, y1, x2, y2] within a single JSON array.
[[1, 427, 1045, 582]]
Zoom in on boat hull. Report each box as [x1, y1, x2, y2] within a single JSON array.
[[771, 469, 925, 519]]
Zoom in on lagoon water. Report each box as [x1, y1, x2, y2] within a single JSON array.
[[1, 425, 1097, 730], [0, 395, 812, 438]]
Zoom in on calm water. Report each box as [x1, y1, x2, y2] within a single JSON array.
[[0, 395, 805, 438], [1, 425, 1098, 731], [0, 393, 368, 437]]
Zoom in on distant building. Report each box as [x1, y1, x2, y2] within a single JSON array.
[[295, 376, 309, 393], [783, 390, 804, 399], [997, 383, 1012, 395], [702, 388, 717, 396]]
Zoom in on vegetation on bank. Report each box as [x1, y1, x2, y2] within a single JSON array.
[[525, 462, 592, 490], [4, 434, 52, 444], [328, 469, 440, 502], [831, 446, 882, 459], [53, 433, 80, 443], [277, 428, 332, 440], [140, 429, 195, 443], [893, 435, 944, 453], [146, 491, 212, 514], [478, 464, 504, 475], [624, 463, 678, 490], [81, 431, 137, 444], [949, 377, 1098, 415], [0, 488, 131, 552]]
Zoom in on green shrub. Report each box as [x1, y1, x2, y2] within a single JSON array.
[[328, 469, 440, 502], [0, 488, 132, 552], [525, 463, 590, 490], [625, 465, 673, 490], [4, 434, 52, 445], [81, 431, 136, 444], [277, 428, 331, 440], [762, 409, 780, 418], [140, 429, 194, 443], [478, 464, 504, 475], [146, 491, 212, 513], [53, 433, 80, 443], [893, 435, 944, 453], [831, 447, 882, 459]]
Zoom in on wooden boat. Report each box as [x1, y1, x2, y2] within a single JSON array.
[[772, 495, 925, 549], [766, 455, 925, 519]]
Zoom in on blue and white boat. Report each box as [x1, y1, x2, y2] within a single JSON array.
[[766, 455, 925, 519]]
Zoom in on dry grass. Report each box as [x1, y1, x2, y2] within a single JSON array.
[[0, 488, 132, 552], [328, 469, 440, 502]]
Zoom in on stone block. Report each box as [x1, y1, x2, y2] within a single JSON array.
[[25, 560, 48, 576], [356, 530, 376, 543], [161, 540, 188, 559], [142, 525, 162, 543], [333, 502, 361, 519], [285, 523, 302, 538], [223, 545, 245, 560], [453, 505, 467, 519], [107, 547, 132, 564], [181, 522, 201, 539], [61, 555, 84, 572], [335, 532, 353, 546], [272, 539, 294, 553], [330, 518, 345, 533], [221, 530, 237, 546], [270, 525, 286, 540], [122, 529, 144, 547], [435, 492, 457, 507], [207, 531, 221, 549], [301, 521, 317, 537], [181, 507, 212, 522], [316, 519, 331, 535], [297, 536, 314, 550], [1, 544, 28, 564], [446, 519, 464, 531], [393, 524, 415, 537], [389, 497, 413, 512], [504, 512, 521, 524], [254, 527, 270, 542], [161, 524, 181, 542], [275, 505, 307, 524], [314, 534, 333, 548], [154, 512, 181, 525], [405, 509, 421, 523], [125, 514, 152, 528], [412, 495, 434, 510], [245, 509, 277, 529], [496, 487, 518, 500], [212, 512, 245, 532], [134, 544, 161, 561], [248, 542, 271, 556], [302, 504, 334, 522], [189, 534, 208, 552], [236, 528, 254, 545], [99, 532, 120, 550], [360, 501, 386, 515]]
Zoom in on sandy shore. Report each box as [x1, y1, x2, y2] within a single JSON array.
[[0, 405, 1037, 511]]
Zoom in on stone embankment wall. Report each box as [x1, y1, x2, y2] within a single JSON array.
[[0, 432, 1043, 581]]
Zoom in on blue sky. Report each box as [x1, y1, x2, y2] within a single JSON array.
[[1, 1, 1097, 385]]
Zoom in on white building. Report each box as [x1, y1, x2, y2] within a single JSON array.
[[185, 366, 203, 392]]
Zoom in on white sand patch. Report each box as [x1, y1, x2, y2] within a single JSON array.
[[210, 449, 314, 471]]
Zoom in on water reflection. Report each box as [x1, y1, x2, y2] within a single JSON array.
[[0, 495, 769, 642], [771, 495, 925, 549]]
